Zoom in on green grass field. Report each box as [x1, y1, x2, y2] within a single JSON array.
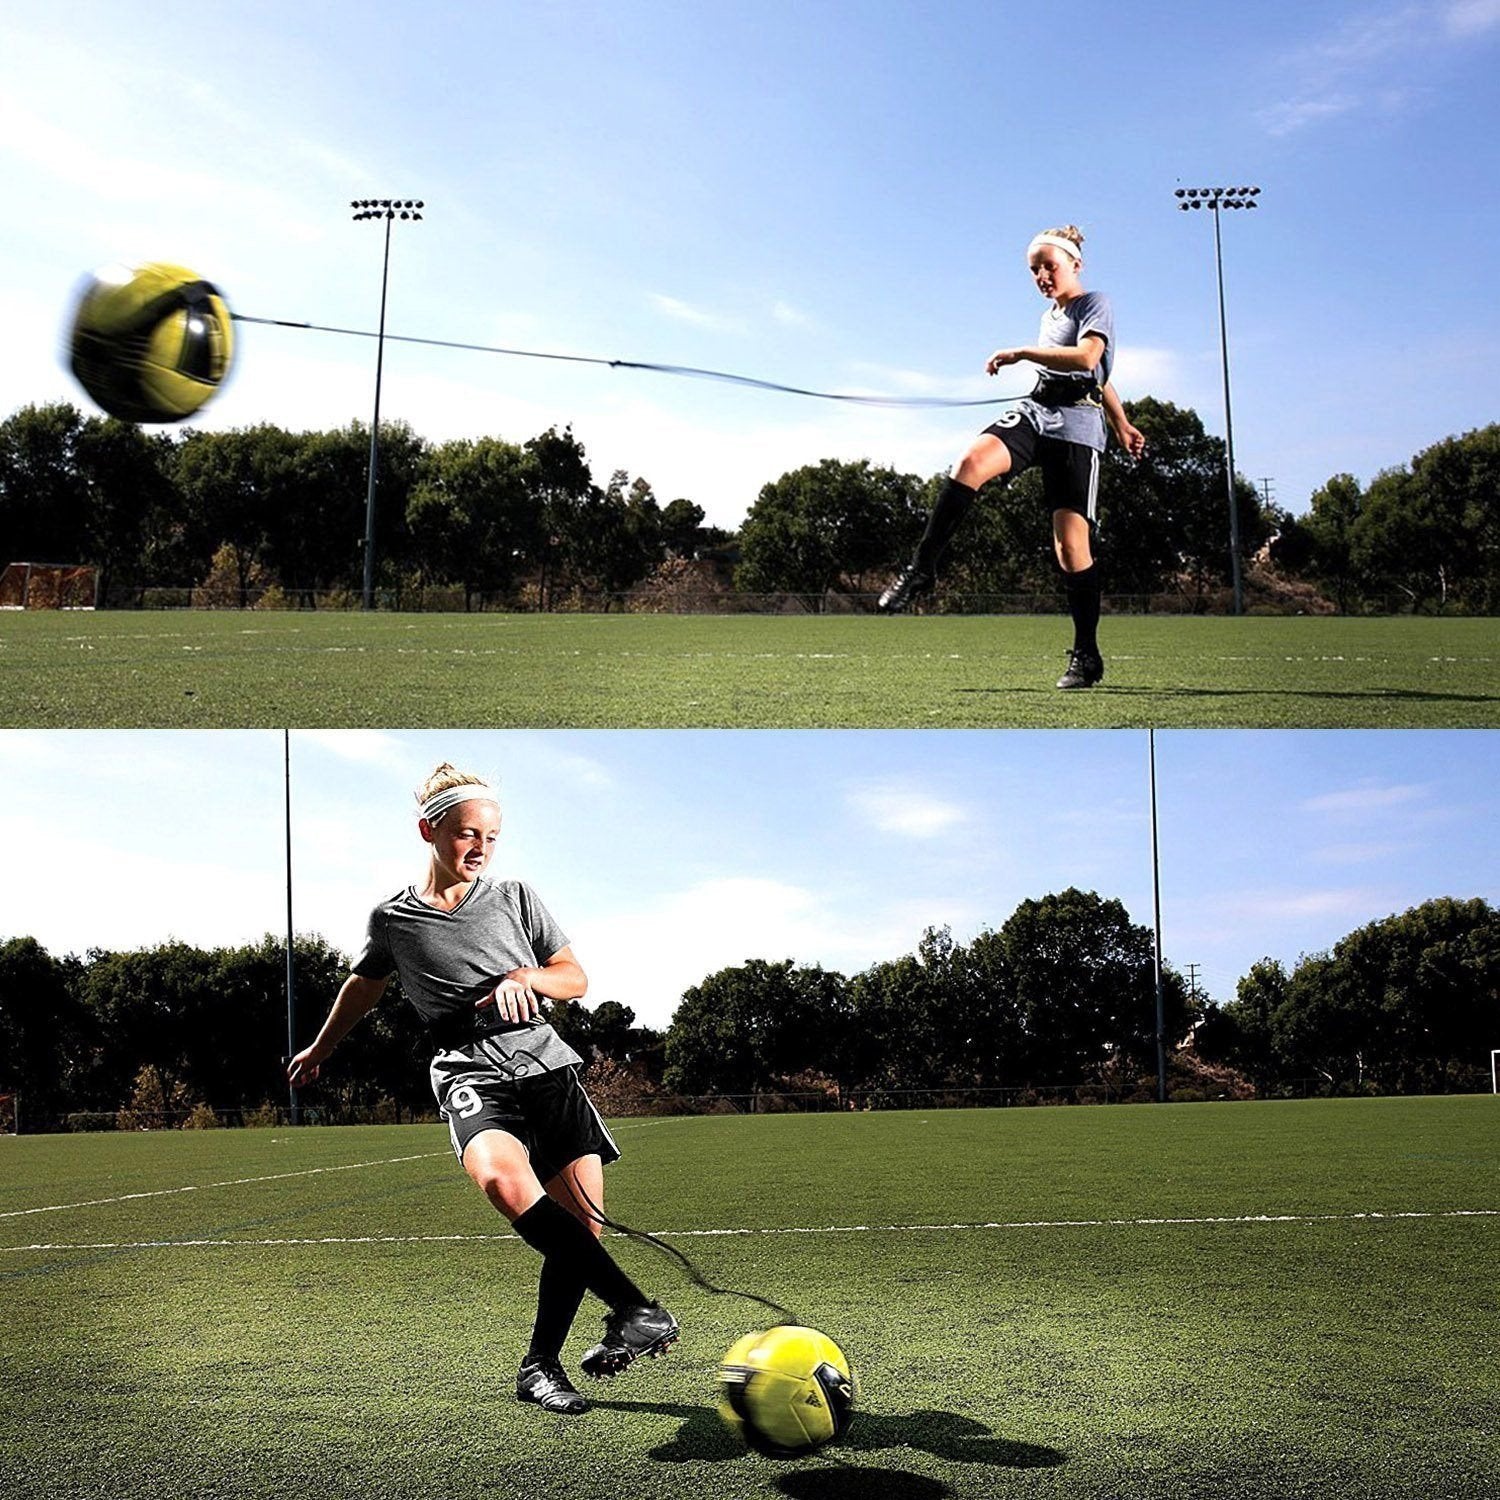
[[3, 1097, 1496, 1499], [1, 612, 1495, 728]]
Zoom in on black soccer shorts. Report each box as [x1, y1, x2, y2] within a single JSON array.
[[981, 415, 1101, 522], [430, 1051, 620, 1180]]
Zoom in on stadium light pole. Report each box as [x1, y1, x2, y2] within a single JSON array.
[[285, 730, 300, 1126], [352, 198, 424, 610], [1149, 729, 1167, 1103], [1175, 185, 1260, 617]]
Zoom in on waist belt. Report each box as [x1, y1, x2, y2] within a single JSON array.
[[1031, 376, 1103, 409], [428, 1008, 531, 1050]]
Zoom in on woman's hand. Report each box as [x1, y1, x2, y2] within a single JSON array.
[[985, 348, 1027, 376], [478, 973, 542, 1024], [287, 1044, 326, 1087], [1113, 417, 1147, 460]]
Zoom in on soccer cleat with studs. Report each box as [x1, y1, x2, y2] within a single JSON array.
[[876, 563, 934, 614], [516, 1357, 589, 1414], [579, 1302, 680, 1380], [1056, 649, 1105, 690]]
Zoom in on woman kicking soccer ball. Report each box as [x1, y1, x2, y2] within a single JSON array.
[[880, 224, 1145, 689], [287, 763, 677, 1416]]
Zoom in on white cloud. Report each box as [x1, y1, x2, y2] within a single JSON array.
[[1259, 1, 1497, 137], [549, 750, 616, 791], [844, 359, 1011, 402], [771, 300, 813, 328], [1300, 781, 1429, 814], [1445, 0, 1500, 32], [297, 730, 410, 769], [648, 293, 744, 334], [1310, 841, 1408, 866], [1258, 94, 1360, 138], [846, 783, 967, 839], [1109, 346, 1184, 399], [1226, 889, 1388, 921], [574, 874, 975, 1030]]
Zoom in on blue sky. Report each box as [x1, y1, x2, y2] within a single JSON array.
[[3, 1, 1498, 528], [2, 729, 1492, 1031]]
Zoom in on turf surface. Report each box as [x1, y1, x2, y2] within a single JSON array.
[[1, 612, 1495, 727], [3, 1097, 1496, 1499]]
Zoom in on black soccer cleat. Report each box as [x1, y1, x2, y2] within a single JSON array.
[[876, 563, 933, 614], [1056, 649, 1104, 690], [579, 1302, 680, 1380], [516, 1357, 589, 1415]]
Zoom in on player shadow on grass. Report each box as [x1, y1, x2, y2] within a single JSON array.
[[955, 685, 1499, 704], [593, 1398, 1065, 1476]]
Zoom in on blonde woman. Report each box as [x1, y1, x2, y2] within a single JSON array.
[[288, 764, 676, 1415], [880, 224, 1145, 689]]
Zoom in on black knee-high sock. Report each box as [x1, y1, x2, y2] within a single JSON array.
[[913, 476, 979, 572], [1064, 564, 1101, 654], [512, 1196, 648, 1313], [526, 1254, 589, 1362]]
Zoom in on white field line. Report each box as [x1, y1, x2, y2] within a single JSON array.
[[0, 1118, 708, 1224], [0, 1151, 451, 1220], [4, 1208, 1497, 1255]]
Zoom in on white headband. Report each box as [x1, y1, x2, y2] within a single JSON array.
[[419, 782, 499, 824], [1028, 233, 1082, 264]]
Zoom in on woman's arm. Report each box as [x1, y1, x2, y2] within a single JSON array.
[[1101, 382, 1146, 459], [287, 973, 390, 1085], [987, 332, 1106, 377], [479, 944, 588, 1024]]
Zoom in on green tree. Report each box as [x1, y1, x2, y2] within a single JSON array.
[[72, 416, 176, 600], [556, 470, 666, 602], [270, 424, 380, 599], [407, 436, 539, 605], [1095, 397, 1263, 603], [172, 426, 300, 602], [1195, 958, 1289, 1091], [663, 959, 846, 1097], [736, 459, 925, 597], [1272, 898, 1499, 1093], [839, 933, 958, 1093], [523, 426, 595, 608], [996, 888, 1188, 1083], [0, 938, 87, 1130], [0, 403, 91, 567], [1300, 473, 1364, 612]]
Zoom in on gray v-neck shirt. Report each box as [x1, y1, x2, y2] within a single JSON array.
[[354, 876, 582, 1064]]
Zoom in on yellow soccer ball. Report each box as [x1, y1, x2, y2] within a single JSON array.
[[718, 1324, 855, 1458], [68, 261, 234, 423]]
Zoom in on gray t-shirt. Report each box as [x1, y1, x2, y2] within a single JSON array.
[[354, 876, 582, 1067], [1028, 290, 1114, 450]]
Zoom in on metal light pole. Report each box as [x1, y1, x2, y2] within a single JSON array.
[[1175, 185, 1260, 617], [352, 198, 424, 610], [285, 729, 299, 1125], [1149, 729, 1167, 1103]]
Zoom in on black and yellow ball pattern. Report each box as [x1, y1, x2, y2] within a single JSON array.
[[718, 1324, 855, 1458], [68, 262, 234, 423]]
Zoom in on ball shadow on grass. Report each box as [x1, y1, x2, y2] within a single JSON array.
[[592, 1399, 1066, 1475]]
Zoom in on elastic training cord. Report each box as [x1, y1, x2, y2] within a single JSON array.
[[232, 312, 1023, 410], [557, 1171, 799, 1325]]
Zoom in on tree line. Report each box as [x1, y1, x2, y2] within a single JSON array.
[[1195, 896, 1498, 1095], [3, 892, 1491, 1131], [2, 399, 1495, 611]]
